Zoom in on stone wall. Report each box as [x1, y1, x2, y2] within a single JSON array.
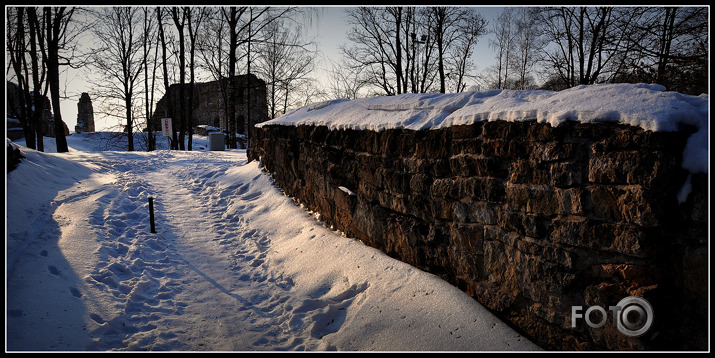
[[249, 120, 708, 351]]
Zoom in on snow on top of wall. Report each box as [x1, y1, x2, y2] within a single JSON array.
[[259, 83, 708, 174]]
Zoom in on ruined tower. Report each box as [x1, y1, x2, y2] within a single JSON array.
[[75, 92, 95, 133]]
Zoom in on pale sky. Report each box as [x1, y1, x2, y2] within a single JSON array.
[[52, 5, 504, 132]]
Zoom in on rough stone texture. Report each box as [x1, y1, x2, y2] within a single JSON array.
[[75, 92, 95, 133], [249, 120, 707, 351]]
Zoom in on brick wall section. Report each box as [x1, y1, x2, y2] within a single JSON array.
[[249, 120, 707, 350]]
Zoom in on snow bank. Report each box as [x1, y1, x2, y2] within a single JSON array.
[[259, 84, 709, 173]]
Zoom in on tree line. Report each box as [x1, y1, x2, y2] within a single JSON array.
[[6, 7, 78, 152], [7, 6, 318, 152], [336, 7, 488, 97], [336, 6, 707, 97], [6, 6, 708, 153]]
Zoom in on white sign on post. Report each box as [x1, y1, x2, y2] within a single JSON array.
[[161, 118, 173, 137]]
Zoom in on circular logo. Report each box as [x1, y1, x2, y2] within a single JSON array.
[[614, 296, 654, 337]]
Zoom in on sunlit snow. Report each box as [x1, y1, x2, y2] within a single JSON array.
[[6, 133, 538, 352], [7, 83, 708, 351]]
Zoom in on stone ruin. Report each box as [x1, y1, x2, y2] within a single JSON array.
[[75, 92, 95, 133], [151, 74, 269, 137]]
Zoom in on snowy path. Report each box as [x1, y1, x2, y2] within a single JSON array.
[[127, 151, 312, 350], [6, 147, 539, 351], [53, 150, 315, 350]]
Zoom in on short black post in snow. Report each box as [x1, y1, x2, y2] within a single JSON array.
[[148, 196, 156, 234]]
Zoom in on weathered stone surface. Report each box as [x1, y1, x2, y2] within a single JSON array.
[[249, 121, 707, 351]]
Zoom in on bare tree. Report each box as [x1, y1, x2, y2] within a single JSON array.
[[89, 7, 145, 151], [538, 6, 643, 88], [343, 6, 436, 95], [511, 7, 543, 90], [412, 9, 440, 93], [430, 7, 455, 93], [220, 6, 245, 149], [26, 8, 50, 151], [434, 7, 487, 92], [185, 7, 209, 151], [622, 6, 708, 94], [212, 6, 295, 147], [141, 6, 158, 151], [292, 78, 328, 108], [539, 7, 575, 88], [42, 7, 76, 153], [6, 7, 40, 150], [167, 6, 209, 151], [342, 6, 486, 95], [342, 7, 406, 96], [489, 8, 516, 89], [196, 8, 231, 134], [170, 7, 188, 150], [218, 6, 268, 148], [156, 7, 178, 149], [325, 58, 368, 100], [9, 6, 87, 152], [255, 18, 317, 118], [242, 7, 297, 144]]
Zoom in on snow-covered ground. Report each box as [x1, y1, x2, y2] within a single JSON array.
[[6, 132, 539, 352], [6, 83, 708, 352]]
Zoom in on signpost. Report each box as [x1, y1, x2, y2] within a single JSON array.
[[161, 118, 173, 137]]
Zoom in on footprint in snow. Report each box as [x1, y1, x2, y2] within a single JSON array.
[[48, 265, 60, 276], [289, 281, 369, 339], [242, 192, 261, 202], [89, 313, 105, 324], [69, 287, 82, 298], [236, 183, 250, 195]]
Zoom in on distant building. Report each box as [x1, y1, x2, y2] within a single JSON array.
[[151, 74, 269, 137], [75, 92, 95, 133]]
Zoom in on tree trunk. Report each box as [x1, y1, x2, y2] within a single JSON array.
[[125, 94, 134, 151], [45, 7, 68, 153], [656, 7, 677, 86], [394, 7, 403, 95], [226, 7, 238, 149], [187, 7, 195, 152], [26, 8, 45, 151], [157, 8, 176, 150], [246, 16, 252, 150], [173, 8, 186, 151]]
